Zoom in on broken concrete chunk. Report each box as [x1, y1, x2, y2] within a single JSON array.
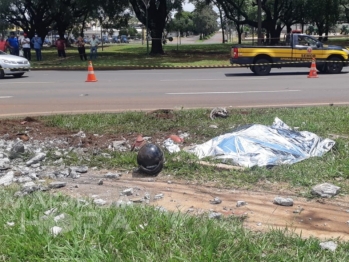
[[49, 181, 67, 189], [0, 158, 10, 170], [319, 241, 337, 252], [236, 201, 247, 207], [50, 226, 62, 237], [123, 188, 134, 196], [0, 171, 14, 186], [311, 183, 340, 198], [93, 198, 107, 206], [21, 181, 39, 193], [273, 197, 294, 206], [104, 173, 120, 179], [26, 153, 46, 166], [210, 197, 222, 204], [209, 212, 222, 219]]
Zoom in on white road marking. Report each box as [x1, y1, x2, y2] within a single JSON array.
[[161, 78, 268, 82], [0, 96, 13, 98], [166, 90, 300, 95]]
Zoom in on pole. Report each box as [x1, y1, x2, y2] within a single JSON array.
[[146, 8, 149, 55], [257, 0, 262, 45], [177, 30, 179, 51]]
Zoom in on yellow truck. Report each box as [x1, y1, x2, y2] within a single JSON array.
[[230, 33, 349, 75]]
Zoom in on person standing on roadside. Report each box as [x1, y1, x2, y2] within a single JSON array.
[[55, 37, 66, 59], [6, 32, 20, 56], [21, 33, 31, 60], [0, 36, 6, 52], [75, 36, 87, 61], [89, 34, 99, 60], [31, 34, 42, 61]]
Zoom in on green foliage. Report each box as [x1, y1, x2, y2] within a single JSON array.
[[192, 5, 219, 36]]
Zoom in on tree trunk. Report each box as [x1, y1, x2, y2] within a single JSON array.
[[150, 29, 164, 54]]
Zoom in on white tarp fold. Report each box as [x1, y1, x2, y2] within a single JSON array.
[[186, 117, 335, 167]]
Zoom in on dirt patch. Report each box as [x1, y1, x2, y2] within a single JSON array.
[[2, 117, 349, 240], [59, 171, 349, 241]]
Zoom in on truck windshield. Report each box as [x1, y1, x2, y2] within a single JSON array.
[[298, 35, 319, 47]]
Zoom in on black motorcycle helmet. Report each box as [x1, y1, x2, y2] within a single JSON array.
[[137, 143, 164, 176]]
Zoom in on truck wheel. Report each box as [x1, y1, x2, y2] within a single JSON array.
[[316, 64, 327, 74], [326, 57, 343, 74], [253, 59, 271, 76], [249, 66, 255, 73]]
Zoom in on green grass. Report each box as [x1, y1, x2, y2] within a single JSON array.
[[30, 43, 231, 69], [1, 187, 349, 261], [31, 106, 349, 194]]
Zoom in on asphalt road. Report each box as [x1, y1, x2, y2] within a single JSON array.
[[1, 67, 349, 117]]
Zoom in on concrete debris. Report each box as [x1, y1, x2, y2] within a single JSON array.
[[273, 197, 294, 206], [49, 182, 67, 189], [123, 188, 134, 196], [93, 198, 107, 206], [0, 158, 10, 170], [210, 197, 222, 204], [319, 241, 337, 252], [104, 172, 120, 179], [236, 201, 247, 207], [155, 206, 167, 212], [210, 107, 228, 120], [208, 212, 222, 219], [50, 226, 63, 237], [72, 131, 86, 138], [0, 171, 14, 186], [26, 153, 46, 166], [154, 193, 164, 200], [311, 183, 340, 198], [163, 138, 180, 153], [44, 208, 58, 216], [54, 214, 65, 222], [113, 200, 133, 207]]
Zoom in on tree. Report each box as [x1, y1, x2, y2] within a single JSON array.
[[192, 6, 218, 38], [129, 0, 184, 54], [0, 0, 54, 40], [305, 0, 339, 40], [167, 11, 194, 36]]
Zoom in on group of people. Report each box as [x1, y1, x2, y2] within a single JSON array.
[[0, 32, 43, 61], [0, 32, 101, 61]]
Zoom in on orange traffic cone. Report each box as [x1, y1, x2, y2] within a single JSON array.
[[86, 61, 97, 82], [307, 58, 318, 78]]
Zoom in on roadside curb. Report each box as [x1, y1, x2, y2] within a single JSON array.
[[30, 65, 235, 71]]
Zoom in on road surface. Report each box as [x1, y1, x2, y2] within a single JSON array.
[[0, 67, 348, 117]]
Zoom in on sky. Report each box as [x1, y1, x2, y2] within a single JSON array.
[[182, 1, 195, 12]]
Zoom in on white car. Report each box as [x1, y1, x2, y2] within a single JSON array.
[[0, 51, 31, 79]]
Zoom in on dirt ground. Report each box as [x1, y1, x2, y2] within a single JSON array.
[[2, 117, 349, 241]]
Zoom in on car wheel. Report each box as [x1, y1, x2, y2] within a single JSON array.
[[253, 58, 271, 76], [326, 57, 343, 74], [0, 68, 4, 79], [13, 73, 24, 78]]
